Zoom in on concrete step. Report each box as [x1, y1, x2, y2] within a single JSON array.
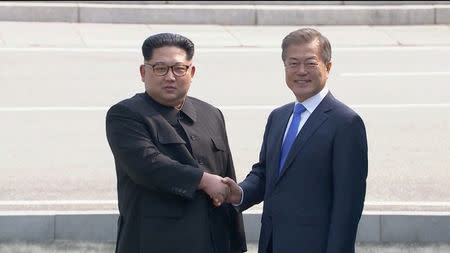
[[0, 1, 449, 25], [1, 211, 449, 243]]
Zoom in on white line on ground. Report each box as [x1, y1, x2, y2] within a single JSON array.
[[1, 104, 449, 112], [0, 106, 110, 111], [220, 104, 450, 109], [0, 210, 120, 216], [0, 200, 117, 205], [335, 46, 450, 52], [0, 46, 450, 52], [362, 210, 450, 216], [365, 201, 450, 207], [341, 71, 450, 77], [1, 200, 449, 206], [0, 48, 139, 52], [350, 104, 450, 108]]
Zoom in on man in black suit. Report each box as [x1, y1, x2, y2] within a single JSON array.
[[223, 28, 368, 253], [106, 33, 246, 253]]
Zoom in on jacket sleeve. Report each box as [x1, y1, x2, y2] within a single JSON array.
[[105, 103, 204, 199], [326, 115, 368, 253], [218, 109, 247, 252]]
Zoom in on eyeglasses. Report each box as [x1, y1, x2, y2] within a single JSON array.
[[144, 63, 191, 77]]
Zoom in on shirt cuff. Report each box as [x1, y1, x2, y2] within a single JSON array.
[[232, 186, 244, 207]]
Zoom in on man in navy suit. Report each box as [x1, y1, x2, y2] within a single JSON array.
[[222, 28, 368, 253]]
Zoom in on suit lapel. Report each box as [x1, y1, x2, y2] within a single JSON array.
[[269, 103, 295, 184], [276, 92, 334, 183]]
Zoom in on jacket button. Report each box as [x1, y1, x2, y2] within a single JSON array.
[[190, 135, 197, 141], [198, 159, 204, 165]]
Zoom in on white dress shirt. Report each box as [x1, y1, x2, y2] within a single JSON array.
[[282, 86, 329, 143]]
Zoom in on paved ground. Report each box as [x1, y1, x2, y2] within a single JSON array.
[[0, 22, 449, 213], [0, 241, 449, 253]]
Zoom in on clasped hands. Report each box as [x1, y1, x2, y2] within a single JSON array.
[[198, 172, 242, 207]]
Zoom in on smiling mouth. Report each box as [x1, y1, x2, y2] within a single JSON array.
[[295, 80, 310, 84]]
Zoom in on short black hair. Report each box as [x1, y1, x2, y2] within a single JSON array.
[[281, 28, 331, 64], [142, 33, 195, 61]]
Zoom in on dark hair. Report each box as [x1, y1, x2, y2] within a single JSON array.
[[142, 33, 195, 61], [281, 28, 331, 64]]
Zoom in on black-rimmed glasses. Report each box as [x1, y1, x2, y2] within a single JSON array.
[[144, 63, 191, 77]]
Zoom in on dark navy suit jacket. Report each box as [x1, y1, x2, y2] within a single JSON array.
[[239, 92, 368, 253]]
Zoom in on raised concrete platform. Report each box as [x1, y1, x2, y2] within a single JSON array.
[[0, 1, 449, 25], [1, 211, 449, 243]]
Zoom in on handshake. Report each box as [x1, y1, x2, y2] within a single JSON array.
[[198, 172, 242, 207]]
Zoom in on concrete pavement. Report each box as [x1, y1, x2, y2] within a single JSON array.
[[1, 22, 450, 48], [0, 240, 449, 253], [0, 21, 449, 243]]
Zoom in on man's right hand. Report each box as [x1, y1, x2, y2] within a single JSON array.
[[198, 172, 230, 206], [221, 177, 242, 205]]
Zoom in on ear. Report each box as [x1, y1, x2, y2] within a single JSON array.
[[326, 61, 332, 73], [189, 65, 196, 78], [139, 65, 145, 82]]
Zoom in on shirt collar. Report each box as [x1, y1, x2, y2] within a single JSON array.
[[295, 86, 329, 113], [180, 97, 197, 122]]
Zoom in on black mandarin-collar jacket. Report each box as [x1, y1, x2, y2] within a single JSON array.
[[106, 93, 246, 253]]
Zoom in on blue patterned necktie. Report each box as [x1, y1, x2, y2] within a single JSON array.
[[279, 104, 306, 174]]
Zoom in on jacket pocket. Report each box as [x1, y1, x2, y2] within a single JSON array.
[[211, 136, 226, 152]]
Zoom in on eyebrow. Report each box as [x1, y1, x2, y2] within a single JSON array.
[[305, 57, 319, 61], [152, 61, 185, 65], [287, 56, 318, 61]]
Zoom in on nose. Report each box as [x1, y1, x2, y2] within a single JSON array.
[[296, 63, 307, 75], [164, 67, 176, 81]]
